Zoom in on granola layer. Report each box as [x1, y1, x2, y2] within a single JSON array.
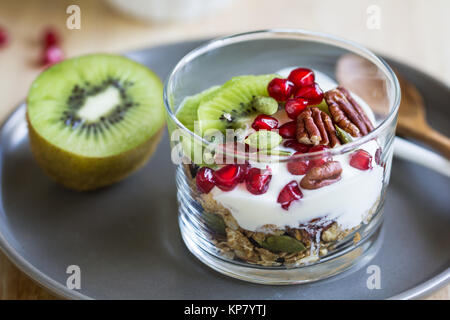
[[187, 165, 378, 267]]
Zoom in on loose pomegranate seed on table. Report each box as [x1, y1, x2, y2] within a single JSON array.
[[251, 114, 279, 131], [43, 28, 59, 48], [288, 68, 315, 87], [294, 83, 324, 105], [196, 167, 215, 194], [277, 180, 303, 210], [350, 149, 373, 170], [283, 140, 310, 153], [278, 121, 297, 139], [42, 45, 64, 66], [245, 167, 272, 195], [267, 78, 294, 102], [287, 152, 310, 175], [0, 27, 9, 48], [213, 164, 244, 191], [285, 98, 308, 119]]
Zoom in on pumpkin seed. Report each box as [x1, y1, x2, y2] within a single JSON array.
[[202, 211, 226, 235], [262, 235, 306, 253]]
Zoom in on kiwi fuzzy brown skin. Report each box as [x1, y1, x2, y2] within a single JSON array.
[[27, 114, 164, 191]]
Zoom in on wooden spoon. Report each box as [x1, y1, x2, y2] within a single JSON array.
[[395, 72, 450, 159], [336, 54, 450, 159]]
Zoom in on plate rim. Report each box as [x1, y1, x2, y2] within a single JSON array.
[[0, 103, 90, 300], [0, 40, 449, 300]]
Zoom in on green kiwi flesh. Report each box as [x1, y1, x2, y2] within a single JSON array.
[[27, 54, 165, 191], [196, 75, 277, 134], [176, 85, 221, 132]]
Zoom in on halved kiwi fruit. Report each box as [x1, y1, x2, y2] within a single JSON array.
[[27, 54, 165, 191]]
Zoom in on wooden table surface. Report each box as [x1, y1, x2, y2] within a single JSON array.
[[0, 0, 448, 300]]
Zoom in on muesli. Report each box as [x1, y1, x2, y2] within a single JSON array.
[[177, 67, 384, 267]]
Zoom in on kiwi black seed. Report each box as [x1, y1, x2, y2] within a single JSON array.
[[61, 78, 139, 133], [218, 100, 259, 130], [197, 74, 278, 133]]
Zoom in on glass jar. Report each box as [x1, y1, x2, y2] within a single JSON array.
[[164, 29, 400, 284]]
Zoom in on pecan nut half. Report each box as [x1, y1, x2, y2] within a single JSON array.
[[324, 86, 374, 138], [300, 161, 342, 190], [296, 107, 341, 147]]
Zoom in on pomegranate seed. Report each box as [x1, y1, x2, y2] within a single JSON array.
[[42, 45, 64, 66], [0, 27, 9, 48], [196, 167, 215, 194], [213, 164, 243, 191], [238, 163, 251, 182], [288, 68, 315, 87], [251, 114, 279, 131], [308, 145, 332, 168], [245, 167, 272, 195], [285, 98, 308, 119], [375, 147, 382, 166], [294, 83, 324, 105], [287, 152, 310, 175], [277, 180, 303, 210], [43, 28, 59, 48], [278, 121, 296, 139], [267, 78, 294, 102], [308, 158, 329, 169], [350, 149, 373, 171], [308, 145, 329, 153], [283, 140, 310, 153]]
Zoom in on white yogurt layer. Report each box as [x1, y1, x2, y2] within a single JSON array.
[[212, 139, 382, 231], [211, 69, 384, 232]]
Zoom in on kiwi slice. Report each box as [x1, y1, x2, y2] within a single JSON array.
[[197, 74, 277, 134], [176, 85, 221, 132], [27, 54, 165, 191], [176, 86, 221, 165]]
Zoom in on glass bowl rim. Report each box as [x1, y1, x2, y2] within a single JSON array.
[[163, 28, 401, 161]]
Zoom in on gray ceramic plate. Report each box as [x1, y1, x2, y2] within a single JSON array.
[[0, 40, 449, 300]]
